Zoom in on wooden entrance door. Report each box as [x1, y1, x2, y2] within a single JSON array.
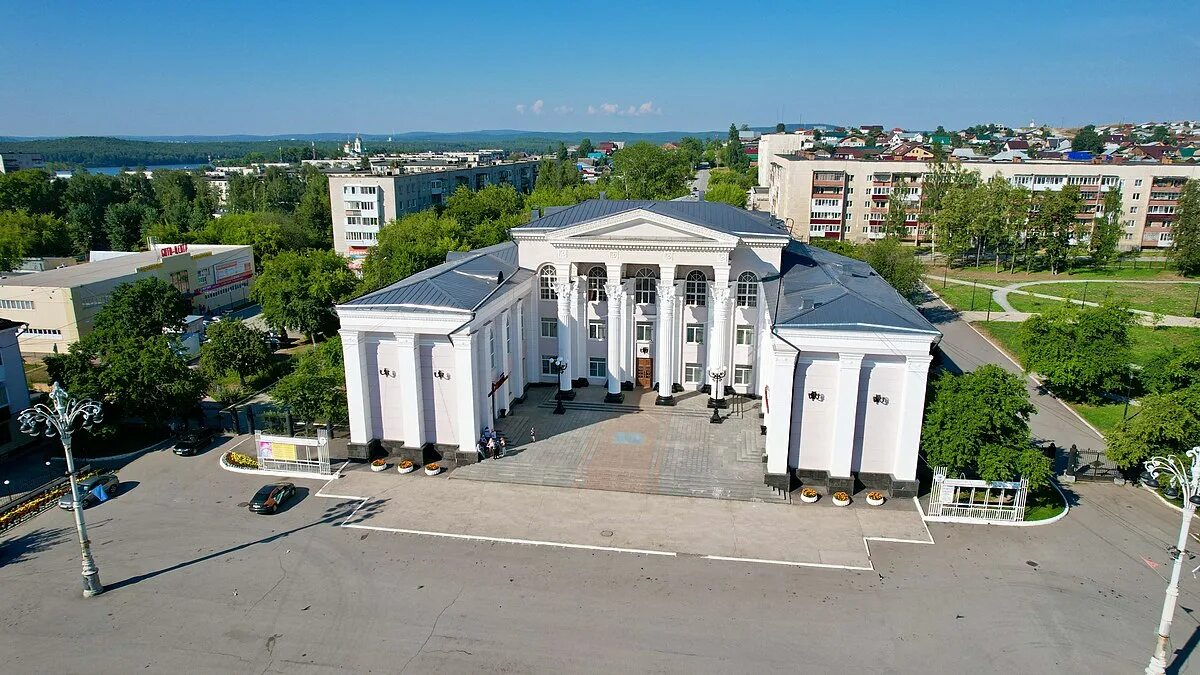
[[636, 358, 653, 388]]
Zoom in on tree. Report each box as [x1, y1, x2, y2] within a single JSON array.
[[1089, 188, 1122, 267], [200, 320, 272, 386], [1149, 125, 1172, 144], [271, 337, 347, 424], [445, 184, 523, 229], [0, 169, 61, 214], [103, 201, 156, 251], [577, 138, 595, 157], [0, 219, 24, 271], [883, 186, 909, 238], [95, 335, 208, 427], [1171, 180, 1200, 276], [191, 211, 321, 263], [1071, 125, 1104, 154], [63, 173, 123, 253], [1016, 302, 1135, 402], [1142, 343, 1200, 394], [921, 364, 1049, 489], [1107, 385, 1200, 470], [921, 162, 979, 252], [775, 122, 786, 133], [609, 142, 690, 200], [251, 249, 357, 343], [722, 124, 749, 171], [860, 237, 923, 301], [978, 174, 1028, 271], [1032, 184, 1083, 274], [88, 276, 192, 347], [359, 210, 468, 292], [704, 183, 747, 208], [932, 182, 983, 265], [677, 137, 704, 168], [533, 156, 582, 191]]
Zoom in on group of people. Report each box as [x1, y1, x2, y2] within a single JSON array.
[[477, 427, 507, 460]]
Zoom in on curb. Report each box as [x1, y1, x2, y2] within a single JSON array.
[[916, 481, 1070, 527], [218, 452, 343, 481], [1139, 483, 1200, 518]]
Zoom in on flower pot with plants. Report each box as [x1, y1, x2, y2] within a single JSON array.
[[832, 491, 851, 507], [397, 460, 415, 474], [424, 463, 442, 476], [800, 488, 819, 504], [370, 458, 388, 472], [866, 491, 885, 506]]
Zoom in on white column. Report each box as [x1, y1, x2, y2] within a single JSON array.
[[451, 331, 479, 454], [655, 268, 677, 404], [830, 352, 865, 479], [604, 262, 624, 402], [498, 309, 513, 412], [341, 330, 373, 445], [765, 340, 798, 476], [707, 266, 731, 406], [511, 300, 525, 400], [894, 354, 933, 481], [394, 332, 425, 448], [621, 279, 635, 383], [573, 274, 586, 385], [524, 292, 539, 385], [553, 262, 574, 394]]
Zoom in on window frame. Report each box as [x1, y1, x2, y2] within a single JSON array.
[[635, 321, 653, 342], [733, 365, 753, 386], [539, 265, 558, 300], [684, 270, 707, 306], [736, 271, 759, 308], [539, 318, 557, 339], [588, 357, 607, 378], [685, 323, 705, 344], [634, 267, 657, 305], [586, 265, 608, 302], [541, 355, 557, 375], [684, 362, 703, 383], [735, 325, 754, 346], [587, 319, 607, 341]]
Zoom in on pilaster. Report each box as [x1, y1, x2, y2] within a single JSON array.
[[830, 352, 865, 479], [394, 332, 425, 449], [765, 340, 798, 478], [894, 354, 933, 482], [451, 331, 479, 462]]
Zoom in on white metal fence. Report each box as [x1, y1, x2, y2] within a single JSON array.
[[255, 429, 332, 476], [926, 466, 1029, 523]]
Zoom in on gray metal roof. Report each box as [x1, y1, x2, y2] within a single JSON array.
[[764, 241, 940, 335], [343, 241, 531, 312], [518, 199, 788, 238]]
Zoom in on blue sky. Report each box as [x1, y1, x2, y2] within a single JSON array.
[[3, 0, 1198, 136]]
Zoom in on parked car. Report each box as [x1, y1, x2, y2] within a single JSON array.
[[57, 474, 120, 510], [248, 483, 296, 514], [173, 428, 218, 456]]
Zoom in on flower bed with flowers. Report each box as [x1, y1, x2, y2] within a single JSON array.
[[223, 451, 260, 469], [0, 468, 104, 535]]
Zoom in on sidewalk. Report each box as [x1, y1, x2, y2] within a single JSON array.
[[319, 465, 932, 570]]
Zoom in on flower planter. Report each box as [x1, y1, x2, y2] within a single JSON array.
[[424, 463, 442, 476], [832, 491, 851, 507], [370, 460, 388, 472], [800, 489, 819, 504], [866, 492, 886, 507], [397, 461, 416, 474]]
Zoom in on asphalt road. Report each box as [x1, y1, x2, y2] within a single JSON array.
[[1, 444, 1196, 673]]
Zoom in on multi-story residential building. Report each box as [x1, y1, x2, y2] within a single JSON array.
[[0, 152, 45, 173], [759, 147, 1200, 250], [328, 160, 539, 268]]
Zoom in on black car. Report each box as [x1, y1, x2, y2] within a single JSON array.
[[173, 428, 218, 456], [57, 474, 120, 510], [248, 483, 296, 514]]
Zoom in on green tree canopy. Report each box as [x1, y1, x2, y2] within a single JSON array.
[[1032, 184, 1083, 274], [88, 276, 192, 347], [577, 138, 595, 156], [1016, 302, 1135, 402], [103, 200, 157, 251], [1071, 125, 1104, 154], [359, 211, 469, 292], [200, 320, 273, 386], [271, 336, 347, 424], [860, 237, 923, 301], [0, 169, 62, 214], [1171, 180, 1200, 276], [704, 182, 747, 208], [251, 249, 357, 343], [609, 142, 690, 200], [1107, 385, 1200, 469], [1089, 188, 1122, 267], [191, 211, 322, 263]]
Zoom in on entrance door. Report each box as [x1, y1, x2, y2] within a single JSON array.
[[636, 358, 653, 388]]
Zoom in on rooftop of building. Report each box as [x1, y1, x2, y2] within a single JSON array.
[[515, 199, 790, 238], [0, 244, 249, 289]]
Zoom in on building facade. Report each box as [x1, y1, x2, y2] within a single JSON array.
[[328, 160, 540, 268], [336, 200, 940, 496], [759, 150, 1200, 249], [0, 319, 32, 457], [0, 153, 45, 174], [0, 243, 254, 354]]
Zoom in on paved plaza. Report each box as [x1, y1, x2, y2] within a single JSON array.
[[457, 385, 783, 502]]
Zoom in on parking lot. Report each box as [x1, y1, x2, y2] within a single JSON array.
[[1, 437, 1199, 673]]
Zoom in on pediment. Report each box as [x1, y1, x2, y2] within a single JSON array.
[[546, 209, 738, 247]]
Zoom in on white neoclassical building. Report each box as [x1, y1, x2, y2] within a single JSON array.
[[336, 199, 940, 496]]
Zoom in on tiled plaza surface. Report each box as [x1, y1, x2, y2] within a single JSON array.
[[454, 384, 783, 502]]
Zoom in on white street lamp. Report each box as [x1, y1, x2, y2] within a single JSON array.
[[1142, 446, 1200, 674], [18, 382, 105, 597]]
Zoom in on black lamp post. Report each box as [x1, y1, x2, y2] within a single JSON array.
[[551, 358, 568, 414], [708, 367, 727, 424]]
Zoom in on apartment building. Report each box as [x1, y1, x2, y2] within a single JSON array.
[[761, 153, 1200, 250], [0, 152, 45, 174], [328, 160, 539, 268]]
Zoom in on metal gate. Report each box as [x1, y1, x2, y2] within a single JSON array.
[[926, 466, 1029, 523], [1066, 447, 1121, 482], [255, 429, 332, 476]]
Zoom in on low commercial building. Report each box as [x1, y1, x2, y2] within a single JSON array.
[[328, 159, 539, 268], [0, 152, 45, 173], [0, 244, 254, 354], [336, 199, 940, 496]]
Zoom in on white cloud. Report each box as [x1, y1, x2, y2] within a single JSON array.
[[600, 102, 619, 115], [637, 101, 658, 115], [590, 101, 659, 117], [531, 99, 544, 115], [553, 105, 574, 115], [515, 103, 526, 115], [587, 105, 597, 115]]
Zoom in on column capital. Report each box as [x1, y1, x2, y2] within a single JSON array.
[[554, 280, 574, 302], [451, 331, 475, 349], [394, 332, 417, 348], [905, 354, 934, 372], [604, 282, 624, 302], [839, 352, 866, 368], [339, 329, 361, 346], [656, 279, 677, 301], [712, 285, 732, 306]]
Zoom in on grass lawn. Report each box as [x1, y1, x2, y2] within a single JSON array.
[[206, 343, 314, 405], [976, 321, 1200, 370], [925, 264, 1181, 286], [1015, 282, 1200, 317], [928, 281, 1004, 312], [1072, 402, 1130, 436], [1007, 292, 1072, 313], [23, 359, 50, 386], [1024, 485, 1067, 521]]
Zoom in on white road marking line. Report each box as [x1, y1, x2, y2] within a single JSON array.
[[342, 522, 677, 557], [702, 555, 873, 571]]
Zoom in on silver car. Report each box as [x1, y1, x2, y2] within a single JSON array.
[[57, 474, 120, 510]]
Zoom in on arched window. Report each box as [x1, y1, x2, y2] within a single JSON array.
[[736, 271, 759, 307], [685, 270, 707, 306], [587, 265, 607, 302], [634, 267, 657, 305], [539, 265, 557, 300]]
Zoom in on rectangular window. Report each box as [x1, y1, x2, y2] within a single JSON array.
[[589, 357, 606, 378], [1130, 206, 1138, 213], [1135, 179, 1143, 186], [684, 363, 703, 383], [540, 318, 557, 339], [635, 322, 653, 341], [588, 320, 607, 341], [1133, 193, 1140, 200], [735, 325, 753, 346], [0, 300, 34, 310], [733, 365, 753, 385], [488, 327, 496, 369], [541, 355, 556, 375], [685, 324, 704, 344]]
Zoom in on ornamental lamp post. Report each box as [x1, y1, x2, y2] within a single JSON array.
[[19, 382, 105, 597], [551, 358, 569, 415], [708, 367, 727, 424], [1142, 447, 1200, 674]]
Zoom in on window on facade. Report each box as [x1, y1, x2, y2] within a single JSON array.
[[735, 325, 753, 346], [1133, 193, 1141, 200], [635, 322, 653, 342], [539, 266, 557, 300], [684, 363, 703, 383], [1135, 179, 1143, 187], [587, 266, 608, 302], [541, 356, 556, 375], [488, 327, 496, 369], [733, 365, 753, 385], [736, 272, 759, 307], [684, 270, 707, 306], [588, 320, 607, 341], [589, 357, 606, 378], [634, 267, 657, 304], [540, 318, 557, 339], [0, 300, 34, 310], [1130, 206, 1138, 213], [685, 324, 704, 344]]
